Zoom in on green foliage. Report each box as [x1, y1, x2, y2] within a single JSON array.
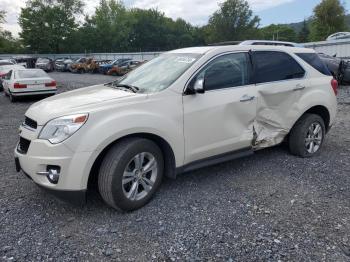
[[298, 20, 310, 43], [12, 0, 350, 54], [259, 24, 297, 42], [309, 0, 348, 41], [0, 10, 23, 53], [19, 0, 84, 53], [206, 0, 260, 43], [68, 1, 206, 53]]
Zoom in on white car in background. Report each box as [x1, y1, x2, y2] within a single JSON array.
[[0, 64, 25, 91], [2, 69, 57, 102], [326, 32, 350, 41]]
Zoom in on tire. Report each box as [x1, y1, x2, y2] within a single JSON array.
[[98, 138, 164, 211], [289, 113, 326, 158], [9, 92, 16, 102]]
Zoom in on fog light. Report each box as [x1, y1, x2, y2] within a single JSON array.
[[46, 165, 60, 184]]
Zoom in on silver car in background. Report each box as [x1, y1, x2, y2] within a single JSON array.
[[35, 58, 54, 72]]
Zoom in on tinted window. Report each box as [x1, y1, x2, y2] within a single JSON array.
[[192, 53, 252, 91], [253, 51, 305, 84], [296, 53, 332, 76]]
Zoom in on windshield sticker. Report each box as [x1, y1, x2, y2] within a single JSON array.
[[175, 57, 196, 64]]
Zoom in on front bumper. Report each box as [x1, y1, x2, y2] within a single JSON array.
[[14, 125, 96, 195], [15, 158, 86, 205]]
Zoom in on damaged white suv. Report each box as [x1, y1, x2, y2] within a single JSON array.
[[15, 45, 338, 211]]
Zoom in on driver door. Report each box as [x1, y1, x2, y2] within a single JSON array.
[[183, 52, 257, 164]]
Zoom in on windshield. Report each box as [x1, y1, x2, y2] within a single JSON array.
[[17, 69, 48, 79], [117, 53, 201, 93]]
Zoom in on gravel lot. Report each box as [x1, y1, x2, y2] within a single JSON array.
[[1, 72, 350, 261]]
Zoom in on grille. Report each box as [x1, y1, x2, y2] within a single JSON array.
[[17, 137, 31, 154], [24, 117, 37, 129]]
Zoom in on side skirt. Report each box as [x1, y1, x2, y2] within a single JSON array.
[[176, 147, 254, 175]]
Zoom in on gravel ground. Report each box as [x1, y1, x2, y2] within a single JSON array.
[[0, 72, 350, 261]]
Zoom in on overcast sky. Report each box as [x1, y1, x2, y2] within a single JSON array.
[[0, 0, 340, 37]]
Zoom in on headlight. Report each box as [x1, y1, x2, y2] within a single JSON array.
[[39, 114, 88, 144]]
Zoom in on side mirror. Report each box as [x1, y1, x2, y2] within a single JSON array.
[[193, 78, 205, 94]]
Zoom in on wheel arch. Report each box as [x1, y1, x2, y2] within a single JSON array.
[[87, 132, 177, 191], [302, 105, 331, 132]]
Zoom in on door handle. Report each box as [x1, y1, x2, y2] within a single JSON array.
[[240, 94, 255, 102], [293, 84, 306, 91]]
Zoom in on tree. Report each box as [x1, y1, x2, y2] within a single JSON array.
[[298, 20, 310, 43], [19, 0, 84, 53], [0, 10, 23, 53], [206, 0, 260, 43], [259, 24, 297, 42], [309, 0, 348, 41]]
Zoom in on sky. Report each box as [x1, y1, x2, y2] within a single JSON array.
[[0, 0, 346, 37]]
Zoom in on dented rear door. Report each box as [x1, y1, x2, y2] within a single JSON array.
[[252, 50, 308, 148]]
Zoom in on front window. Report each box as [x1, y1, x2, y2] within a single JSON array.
[[116, 53, 201, 93], [189, 53, 252, 91], [17, 69, 48, 79]]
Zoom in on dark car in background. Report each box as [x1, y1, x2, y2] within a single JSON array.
[[99, 58, 131, 74], [318, 53, 350, 84], [13, 56, 37, 68], [35, 57, 54, 72]]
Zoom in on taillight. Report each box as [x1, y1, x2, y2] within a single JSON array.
[[331, 79, 338, 96], [45, 80, 56, 87], [14, 83, 27, 89]]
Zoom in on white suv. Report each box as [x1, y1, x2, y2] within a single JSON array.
[[15, 45, 338, 211]]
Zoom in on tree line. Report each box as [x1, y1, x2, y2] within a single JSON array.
[[0, 0, 349, 54]]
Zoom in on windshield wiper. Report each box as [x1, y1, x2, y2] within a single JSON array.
[[116, 84, 139, 93], [106, 82, 139, 93]]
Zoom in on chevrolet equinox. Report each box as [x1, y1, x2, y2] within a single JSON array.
[[15, 45, 338, 211]]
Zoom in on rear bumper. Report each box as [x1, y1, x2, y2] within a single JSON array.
[[11, 90, 57, 96]]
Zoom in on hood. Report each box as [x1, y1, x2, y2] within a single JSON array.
[[26, 84, 144, 125]]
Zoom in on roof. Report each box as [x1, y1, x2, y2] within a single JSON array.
[[168, 45, 314, 55], [239, 40, 301, 47]]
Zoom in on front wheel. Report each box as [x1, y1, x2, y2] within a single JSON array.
[[289, 113, 326, 157], [98, 138, 164, 211]]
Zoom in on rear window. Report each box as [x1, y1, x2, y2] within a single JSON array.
[[296, 53, 331, 76], [17, 70, 48, 79], [253, 51, 305, 84]]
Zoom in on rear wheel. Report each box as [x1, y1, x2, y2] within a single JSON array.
[[289, 113, 325, 157], [9, 92, 16, 102], [98, 138, 164, 211]]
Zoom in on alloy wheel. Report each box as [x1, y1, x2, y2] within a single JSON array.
[[122, 152, 158, 201], [305, 122, 323, 154]]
